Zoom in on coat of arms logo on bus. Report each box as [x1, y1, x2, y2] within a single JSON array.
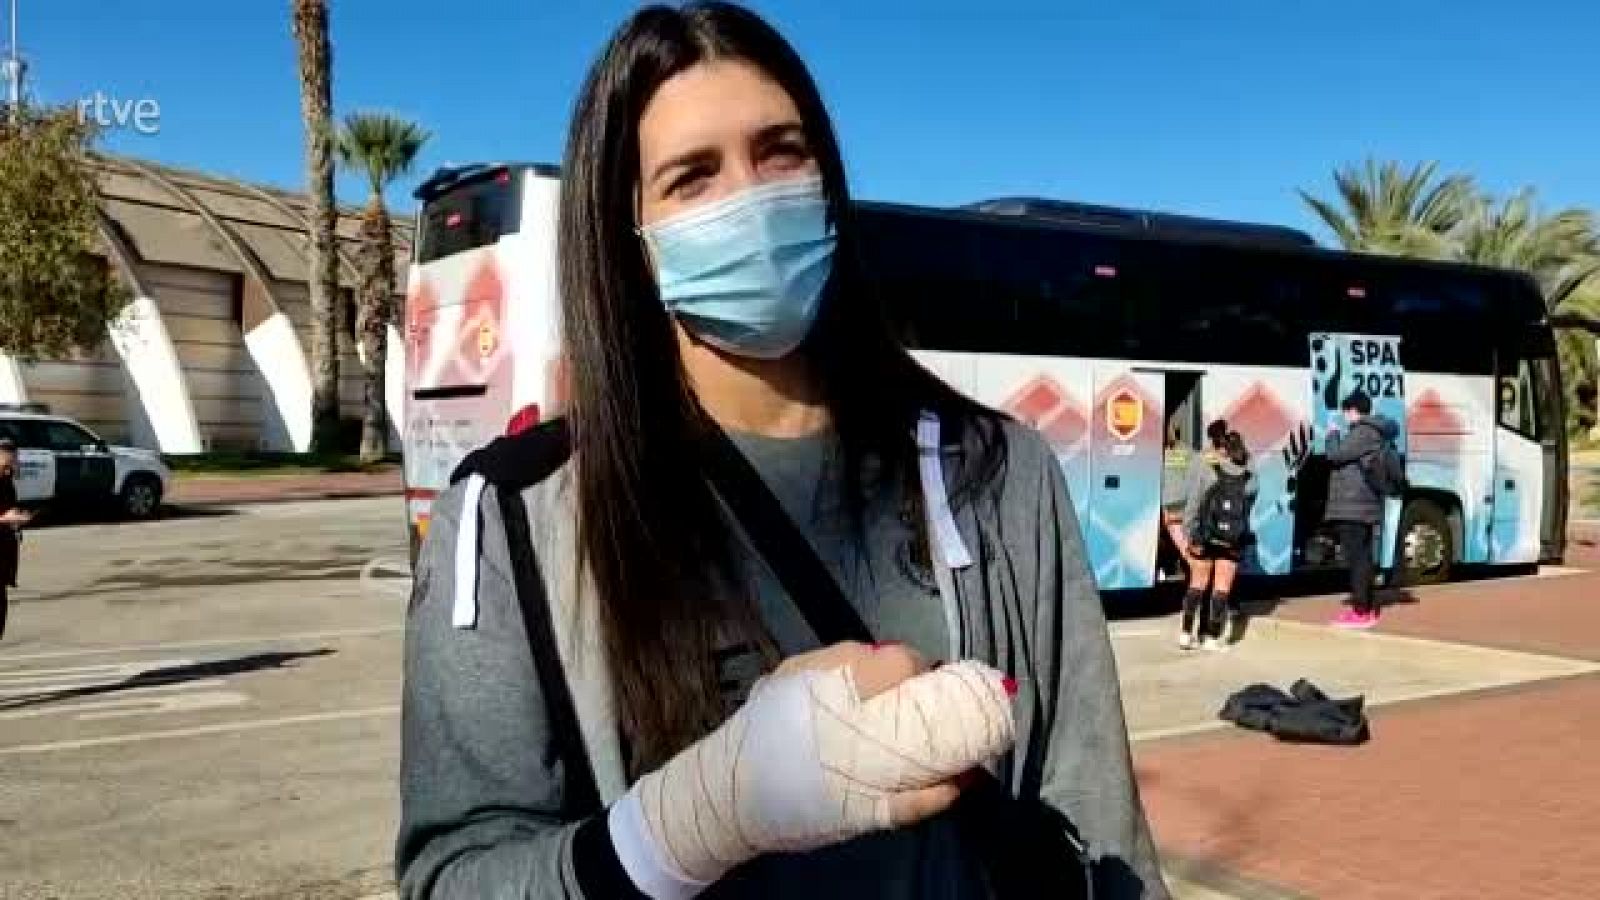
[[476, 319, 499, 358], [1106, 388, 1143, 442]]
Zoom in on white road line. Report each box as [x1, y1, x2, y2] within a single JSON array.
[[1, 689, 249, 722], [0, 705, 401, 755], [0, 627, 402, 664], [0, 658, 197, 688], [0, 677, 227, 701]]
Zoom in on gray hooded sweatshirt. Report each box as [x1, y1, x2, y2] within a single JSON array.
[[396, 418, 1169, 899]]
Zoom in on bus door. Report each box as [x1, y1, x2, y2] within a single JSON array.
[[1490, 331, 1559, 564], [1309, 333, 1409, 569], [1086, 366, 1164, 590]]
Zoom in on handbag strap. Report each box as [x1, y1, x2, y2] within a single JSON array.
[[700, 425, 874, 646]]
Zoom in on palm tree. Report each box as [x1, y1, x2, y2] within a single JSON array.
[[291, 0, 342, 453], [1299, 159, 1476, 258], [1456, 190, 1600, 437], [1456, 189, 1600, 313], [337, 112, 430, 462]]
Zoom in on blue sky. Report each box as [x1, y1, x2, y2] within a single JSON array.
[[23, 0, 1600, 241]]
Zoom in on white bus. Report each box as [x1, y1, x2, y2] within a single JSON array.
[[401, 162, 1569, 590]]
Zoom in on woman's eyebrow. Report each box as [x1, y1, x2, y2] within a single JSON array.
[[647, 146, 719, 189]]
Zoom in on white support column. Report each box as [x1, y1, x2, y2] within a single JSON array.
[[243, 311, 314, 453], [386, 322, 405, 450], [106, 294, 204, 453], [0, 351, 27, 404]]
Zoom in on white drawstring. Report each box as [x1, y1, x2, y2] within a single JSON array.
[[453, 473, 487, 629], [916, 412, 971, 569], [915, 411, 970, 661]]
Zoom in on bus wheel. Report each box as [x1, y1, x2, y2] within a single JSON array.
[[1396, 499, 1452, 587]]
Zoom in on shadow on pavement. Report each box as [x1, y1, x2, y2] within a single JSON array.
[[0, 648, 333, 711]]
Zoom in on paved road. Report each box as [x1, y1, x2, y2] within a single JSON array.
[[0, 497, 409, 900], [3, 496, 1590, 899]]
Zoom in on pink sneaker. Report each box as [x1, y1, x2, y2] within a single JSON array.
[[1330, 608, 1360, 627], [1331, 609, 1378, 629]]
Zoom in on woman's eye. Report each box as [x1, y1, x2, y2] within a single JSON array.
[[667, 170, 710, 200], [765, 141, 810, 169]]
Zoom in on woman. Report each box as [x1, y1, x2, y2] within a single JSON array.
[[397, 4, 1166, 898], [0, 439, 31, 642], [1175, 422, 1256, 650]]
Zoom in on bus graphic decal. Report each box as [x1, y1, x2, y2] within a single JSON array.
[[1217, 379, 1302, 575], [1002, 376, 1087, 454]]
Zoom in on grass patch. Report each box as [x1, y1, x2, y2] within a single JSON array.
[[164, 451, 400, 479]]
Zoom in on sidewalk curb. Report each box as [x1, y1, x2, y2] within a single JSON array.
[[167, 488, 404, 510]]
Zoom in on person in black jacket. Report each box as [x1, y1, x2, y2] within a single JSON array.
[[1323, 391, 1399, 630], [0, 439, 32, 641]]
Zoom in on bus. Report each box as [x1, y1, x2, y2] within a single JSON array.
[[400, 162, 1568, 592]]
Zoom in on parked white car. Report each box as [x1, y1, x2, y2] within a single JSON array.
[[0, 408, 173, 519]]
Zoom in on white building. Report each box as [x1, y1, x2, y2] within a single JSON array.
[[0, 155, 413, 454]]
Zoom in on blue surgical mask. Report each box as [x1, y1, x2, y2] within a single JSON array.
[[642, 176, 837, 359]]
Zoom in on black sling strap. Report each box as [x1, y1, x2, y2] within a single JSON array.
[[700, 425, 873, 645], [495, 485, 602, 816]]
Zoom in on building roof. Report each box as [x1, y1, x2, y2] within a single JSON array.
[[92, 155, 415, 292]]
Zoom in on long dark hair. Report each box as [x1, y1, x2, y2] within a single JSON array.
[[558, 1, 1005, 772]]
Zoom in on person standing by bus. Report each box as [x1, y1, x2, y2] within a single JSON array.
[[396, 3, 1167, 898], [0, 439, 32, 642], [1324, 390, 1400, 629], [1175, 422, 1255, 649]]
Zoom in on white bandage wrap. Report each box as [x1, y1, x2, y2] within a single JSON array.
[[607, 661, 1015, 897]]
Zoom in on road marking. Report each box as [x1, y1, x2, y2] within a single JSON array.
[[1, 688, 248, 721], [0, 658, 197, 690], [0, 627, 402, 663], [0, 705, 401, 755], [360, 556, 414, 599]]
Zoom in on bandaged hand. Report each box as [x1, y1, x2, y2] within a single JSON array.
[[607, 657, 1016, 899]]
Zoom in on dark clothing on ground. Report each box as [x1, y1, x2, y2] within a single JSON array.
[[1337, 520, 1376, 613], [1220, 679, 1370, 746], [1323, 415, 1399, 525]]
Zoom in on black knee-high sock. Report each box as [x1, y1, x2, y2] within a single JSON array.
[[1207, 590, 1232, 637], [1181, 588, 1204, 633]]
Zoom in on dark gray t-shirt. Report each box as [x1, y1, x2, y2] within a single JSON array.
[[714, 429, 983, 899], [728, 429, 949, 660]]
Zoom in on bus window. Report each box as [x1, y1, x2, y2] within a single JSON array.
[[858, 209, 992, 352], [1146, 245, 1301, 367], [1379, 272, 1493, 376], [416, 169, 525, 263], [977, 226, 1136, 359]]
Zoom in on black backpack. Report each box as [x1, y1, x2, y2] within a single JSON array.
[[1362, 439, 1409, 498], [1199, 466, 1251, 550]]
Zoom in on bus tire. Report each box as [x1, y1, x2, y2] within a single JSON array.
[[1396, 498, 1453, 587]]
